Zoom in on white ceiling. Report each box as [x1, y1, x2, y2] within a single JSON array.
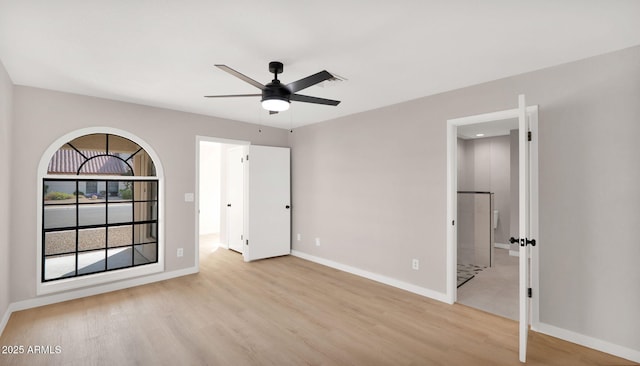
[[1, 1, 639, 130]]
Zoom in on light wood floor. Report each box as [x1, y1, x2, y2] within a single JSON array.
[[1, 244, 636, 366]]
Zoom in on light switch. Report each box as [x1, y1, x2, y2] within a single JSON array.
[[184, 193, 194, 202]]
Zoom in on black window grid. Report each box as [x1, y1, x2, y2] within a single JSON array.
[[42, 178, 159, 282]]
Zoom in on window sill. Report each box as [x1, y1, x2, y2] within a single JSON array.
[[37, 262, 164, 296]]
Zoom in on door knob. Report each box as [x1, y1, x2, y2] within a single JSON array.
[[227, 204, 231, 207], [510, 236, 536, 247], [285, 205, 290, 209]]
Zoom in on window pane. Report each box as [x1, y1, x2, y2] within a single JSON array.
[[45, 230, 76, 255], [85, 181, 98, 195], [107, 247, 133, 270], [68, 134, 106, 152], [43, 181, 76, 204], [109, 181, 133, 202], [78, 250, 106, 275], [108, 225, 132, 248], [134, 181, 158, 201], [108, 135, 139, 155], [78, 227, 106, 251], [134, 223, 156, 244], [108, 202, 133, 224], [44, 206, 76, 229], [134, 201, 157, 222], [44, 253, 76, 281], [129, 149, 156, 176], [47, 148, 86, 175], [78, 181, 107, 200], [78, 204, 106, 226], [134, 244, 157, 265]]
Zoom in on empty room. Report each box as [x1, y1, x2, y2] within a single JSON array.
[[1, 1, 639, 365]]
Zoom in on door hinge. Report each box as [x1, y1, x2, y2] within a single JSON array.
[[241, 157, 243, 163], [245, 239, 249, 245], [528, 288, 532, 298], [527, 131, 532, 141], [246, 155, 249, 161], [241, 234, 243, 241]]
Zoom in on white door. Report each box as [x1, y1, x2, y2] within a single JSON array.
[[518, 94, 531, 362], [243, 145, 291, 261], [226, 146, 245, 253]]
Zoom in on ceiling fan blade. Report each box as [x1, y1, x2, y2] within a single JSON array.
[[204, 94, 261, 98], [215, 65, 265, 90], [286, 70, 333, 93], [290, 93, 341, 106]]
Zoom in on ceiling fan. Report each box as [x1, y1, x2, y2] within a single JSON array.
[[205, 61, 341, 114]]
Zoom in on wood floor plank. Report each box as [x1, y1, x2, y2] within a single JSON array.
[[0, 246, 637, 366]]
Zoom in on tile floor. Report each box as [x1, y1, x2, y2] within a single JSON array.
[[457, 247, 519, 320]]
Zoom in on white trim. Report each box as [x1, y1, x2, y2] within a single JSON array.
[[509, 249, 520, 257], [535, 322, 640, 364], [291, 250, 450, 304], [195, 136, 250, 267], [494, 242, 510, 250], [446, 121, 457, 304], [0, 305, 11, 336], [36, 127, 165, 295], [38, 263, 164, 295]]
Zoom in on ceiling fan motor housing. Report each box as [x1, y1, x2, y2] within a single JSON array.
[[262, 80, 291, 103]]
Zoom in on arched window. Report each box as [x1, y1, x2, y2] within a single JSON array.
[[41, 133, 160, 284]]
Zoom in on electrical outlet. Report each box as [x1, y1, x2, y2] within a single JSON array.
[[315, 238, 321, 246], [412, 259, 419, 270], [177, 248, 184, 257]]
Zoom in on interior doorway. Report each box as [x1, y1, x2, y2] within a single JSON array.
[[455, 121, 519, 320], [446, 96, 539, 362], [196, 136, 249, 263]]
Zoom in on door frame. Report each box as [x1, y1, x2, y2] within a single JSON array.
[[445, 103, 540, 327], [195, 136, 250, 270]]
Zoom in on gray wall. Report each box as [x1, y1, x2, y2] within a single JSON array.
[[458, 136, 511, 244], [10, 86, 289, 303], [289, 45, 640, 352], [0, 60, 12, 320]]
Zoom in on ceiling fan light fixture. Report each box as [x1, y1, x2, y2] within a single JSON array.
[[261, 98, 290, 112]]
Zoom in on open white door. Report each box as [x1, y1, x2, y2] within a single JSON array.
[[518, 94, 531, 362], [227, 146, 245, 253], [243, 145, 291, 261]]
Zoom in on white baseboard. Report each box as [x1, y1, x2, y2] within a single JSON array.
[[494, 242, 510, 250], [0, 304, 11, 337], [0, 266, 198, 336], [291, 250, 449, 304], [509, 249, 519, 257], [535, 322, 640, 363]]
